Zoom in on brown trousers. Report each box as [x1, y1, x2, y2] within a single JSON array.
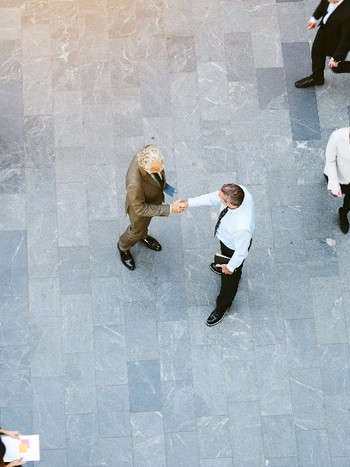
[[118, 205, 152, 251]]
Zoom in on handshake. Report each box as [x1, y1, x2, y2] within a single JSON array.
[[171, 199, 189, 214]]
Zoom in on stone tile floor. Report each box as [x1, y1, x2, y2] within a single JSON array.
[[0, 0, 350, 466]]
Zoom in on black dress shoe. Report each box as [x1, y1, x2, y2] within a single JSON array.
[[141, 235, 162, 251], [339, 208, 349, 234], [117, 243, 135, 270], [209, 263, 222, 275], [294, 76, 324, 88], [206, 307, 230, 327]]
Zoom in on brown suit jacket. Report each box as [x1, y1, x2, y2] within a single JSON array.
[[124, 154, 171, 218]]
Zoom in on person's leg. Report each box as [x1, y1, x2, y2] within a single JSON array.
[[119, 206, 151, 251], [311, 29, 327, 82], [338, 184, 350, 234]]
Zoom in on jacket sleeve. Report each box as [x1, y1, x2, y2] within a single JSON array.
[[127, 183, 171, 217], [325, 133, 341, 191], [313, 0, 327, 20], [333, 22, 350, 61]]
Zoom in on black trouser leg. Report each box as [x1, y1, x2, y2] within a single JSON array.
[[215, 242, 243, 311], [311, 28, 327, 81], [342, 193, 350, 214]]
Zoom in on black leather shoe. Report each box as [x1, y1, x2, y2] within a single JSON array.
[[206, 307, 230, 327], [294, 76, 324, 88], [339, 208, 349, 234], [141, 235, 162, 251], [117, 243, 135, 270], [210, 263, 222, 275]]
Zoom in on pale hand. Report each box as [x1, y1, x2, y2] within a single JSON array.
[[8, 459, 26, 467], [329, 58, 339, 68], [217, 264, 233, 275], [171, 200, 188, 213], [331, 188, 342, 198], [3, 430, 21, 440], [307, 20, 317, 29]]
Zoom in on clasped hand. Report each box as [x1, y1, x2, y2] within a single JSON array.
[[171, 199, 189, 214]]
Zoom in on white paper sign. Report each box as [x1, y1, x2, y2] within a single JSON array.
[[2, 435, 40, 462]]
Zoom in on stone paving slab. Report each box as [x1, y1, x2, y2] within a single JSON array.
[[1, 0, 350, 466]]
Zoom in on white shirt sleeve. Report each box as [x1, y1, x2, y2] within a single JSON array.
[[227, 230, 251, 271], [188, 191, 221, 207]]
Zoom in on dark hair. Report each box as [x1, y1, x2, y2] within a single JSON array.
[[220, 184, 244, 207]]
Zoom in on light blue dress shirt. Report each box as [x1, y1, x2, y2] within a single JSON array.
[[188, 185, 255, 272]]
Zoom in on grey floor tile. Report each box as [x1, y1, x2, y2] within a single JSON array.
[[59, 246, 91, 295], [96, 385, 131, 438], [128, 360, 162, 412], [131, 412, 166, 467], [158, 320, 192, 381], [296, 429, 331, 467], [197, 415, 231, 459], [0, 230, 27, 297], [289, 368, 325, 431], [285, 319, 319, 369], [319, 344, 350, 394], [61, 294, 93, 354], [162, 380, 196, 433], [262, 415, 297, 458], [165, 432, 199, 467], [26, 168, 56, 214]]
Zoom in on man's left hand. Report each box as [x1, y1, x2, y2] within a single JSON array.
[[329, 58, 339, 68], [217, 264, 233, 275]]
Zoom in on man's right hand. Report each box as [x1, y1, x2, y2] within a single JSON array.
[[331, 189, 342, 198], [171, 200, 188, 213], [307, 20, 317, 29]]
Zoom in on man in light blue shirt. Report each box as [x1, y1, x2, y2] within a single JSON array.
[[182, 184, 255, 326]]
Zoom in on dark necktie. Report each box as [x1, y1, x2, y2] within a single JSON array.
[[154, 172, 163, 186], [214, 206, 228, 236]]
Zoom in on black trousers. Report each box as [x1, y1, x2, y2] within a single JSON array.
[[312, 27, 350, 81], [215, 241, 250, 311], [324, 174, 350, 214]]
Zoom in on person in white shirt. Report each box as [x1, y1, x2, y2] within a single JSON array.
[[324, 127, 350, 233], [295, 0, 350, 88], [180, 184, 255, 327]]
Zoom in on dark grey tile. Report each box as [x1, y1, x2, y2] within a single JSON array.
[[128, 360, 162, 412], [0, 230, 27, 297], [287, 89, 321, 141], [0, 82, 23, 142]]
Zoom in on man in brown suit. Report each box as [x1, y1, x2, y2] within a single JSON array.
[[118, 145, 183, 270]]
